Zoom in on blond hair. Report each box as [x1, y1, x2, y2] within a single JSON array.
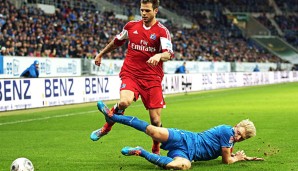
[[238, 119, 256, 139]]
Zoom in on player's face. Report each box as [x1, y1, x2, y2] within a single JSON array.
[[140, 3, 158, 26], [233, 126, 246, 142]]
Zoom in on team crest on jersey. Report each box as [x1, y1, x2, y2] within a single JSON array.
[[229, 136, 234, 144], [121, 83, 126, 89], [150, 33, 156, 40]]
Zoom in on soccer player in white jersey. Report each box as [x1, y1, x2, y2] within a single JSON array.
[[91, 0, 174, 155]]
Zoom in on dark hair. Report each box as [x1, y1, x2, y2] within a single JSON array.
[[141, 0, 159, 9]]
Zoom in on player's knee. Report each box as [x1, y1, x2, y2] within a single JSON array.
[[181, 162, 191, 170], [151, 120, 160, 127], [146, 125, 156, 136], [145, 125, 160, 138], [165, 160, 191, 170], [118, 100, 131, 109], [149, 109, 161, 126], [150, 116, 161, 127]]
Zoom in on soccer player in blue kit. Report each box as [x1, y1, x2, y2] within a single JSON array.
[[96, 101, 264, 170]]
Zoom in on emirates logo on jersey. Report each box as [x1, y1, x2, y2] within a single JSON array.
[[131, 43, 156, 52]]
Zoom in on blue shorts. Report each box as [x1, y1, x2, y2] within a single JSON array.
[[160, 128, 191, 160]]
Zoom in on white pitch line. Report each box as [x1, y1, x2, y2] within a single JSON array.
[[0, 110, 97, 126], [0, 103, 145, 126], [0, 99, 193, 126]]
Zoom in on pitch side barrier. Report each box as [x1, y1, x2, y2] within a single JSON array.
[[0, 56, 81, 78], [0, 56, 292, 78], [0, 71, 297, 111]]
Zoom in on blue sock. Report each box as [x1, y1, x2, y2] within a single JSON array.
[[139, 149, 173, 167], [111, 115, 149, 132]]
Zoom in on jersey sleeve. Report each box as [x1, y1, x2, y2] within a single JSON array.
[[159, 27, 174, 59], [160, 37, 174, 58], [114, 23, 129, 46], [114, 29, 128, 46], [28, 66, 37, 78], [219, 126, 234, 148]]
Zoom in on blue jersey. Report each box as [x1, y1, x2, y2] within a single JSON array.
[[161, 125, 235, 161], [175, 65, 186, 73], [20, 61, 39, 78]]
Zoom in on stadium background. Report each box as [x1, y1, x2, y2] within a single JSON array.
[[1, 0, 298, 65], [1, 0, 298, 170]]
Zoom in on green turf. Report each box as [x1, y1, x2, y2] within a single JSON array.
[[1, 82, 298, 171]]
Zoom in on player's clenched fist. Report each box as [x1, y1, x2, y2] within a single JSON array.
[[94, 54, 102, 66]]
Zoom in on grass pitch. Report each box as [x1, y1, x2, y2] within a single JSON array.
[[1, 82, 298, 171]]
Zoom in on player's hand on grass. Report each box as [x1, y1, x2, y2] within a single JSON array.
[[235, 150, 264, 161], [244, 157, 264, 161], [235, 150, 247, 161]]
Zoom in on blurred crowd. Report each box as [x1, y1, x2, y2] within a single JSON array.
[[0, 0, 127, 59], [274, 14, 298, 48], [0, 0, 297, 63]]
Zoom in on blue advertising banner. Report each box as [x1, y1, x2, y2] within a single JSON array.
[[0, 55, 3, 74]]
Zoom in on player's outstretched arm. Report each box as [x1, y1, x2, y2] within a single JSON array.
[[95, 39, 119, 66]]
